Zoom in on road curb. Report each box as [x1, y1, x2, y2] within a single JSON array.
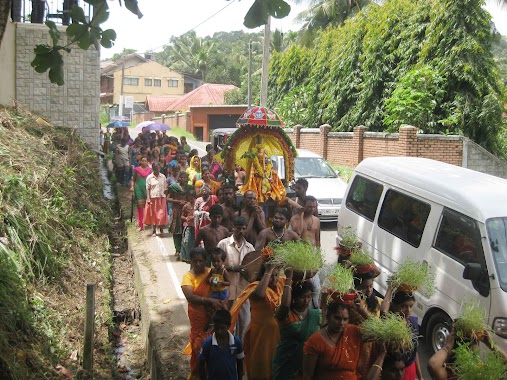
[[121, 202, 190, 379]]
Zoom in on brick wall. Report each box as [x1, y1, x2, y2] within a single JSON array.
[[15, 23, 100, 148], [288, 124, 465, 168]]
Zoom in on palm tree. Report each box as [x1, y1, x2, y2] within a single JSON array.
[[294, 0, 372, 46], [156, 31, 216, 82]]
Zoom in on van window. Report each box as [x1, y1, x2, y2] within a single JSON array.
[[487, 218, 507, 292], [435, 208, 485, 266], [345, 175, 383, 221], [378, 190, 430, 247]]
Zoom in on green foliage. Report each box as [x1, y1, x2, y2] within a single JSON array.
[[323, 265, 355, 294], [492, 33, 507, 86], [361, 313, 415, 352], [388, 258, 436, 297], [340, 226, 360, 249], [348, 248, 374, 267], [32, 0, 141, 85], [452, 342, 507, 380], [269, 0, 506, 152], [384, 66, 446, 132], [99, 106, 109, 126], [270, 240, 324, 271], [244, 0, 291, 28], [111, 48, 137, 61], [454, 302, 486, 340], [156, 30, 263, 87], [0, 107, 114, 378]]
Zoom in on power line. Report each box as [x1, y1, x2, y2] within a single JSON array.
[[149, 0, 238, 52]]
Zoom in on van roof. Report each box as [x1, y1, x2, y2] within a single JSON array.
[[356, 157, 507, 222]]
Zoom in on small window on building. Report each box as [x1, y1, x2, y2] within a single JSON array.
[[154, 79, 161, 87], [168, 79, 179, 87], [124, 77, 139, 86], [435, 208, 485, 265], [345, 175, 383, 221], [145, 78, 152, 86], [378, 190, 430, 247]]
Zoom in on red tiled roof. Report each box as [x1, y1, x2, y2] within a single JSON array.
[[146, 96, 180, 112], [165, 83, 238, 112]]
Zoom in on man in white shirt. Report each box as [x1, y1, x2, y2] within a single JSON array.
[[217, 216, 255, 341]]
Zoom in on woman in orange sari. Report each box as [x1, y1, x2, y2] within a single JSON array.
[[181, 247, 226, 380], [303, 302, 363, 380], [230, 263, 285, 380]]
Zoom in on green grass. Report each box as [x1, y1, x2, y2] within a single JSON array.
[[323, 264, 355, 294], [453, 342, 507, 380], [332, 164, 354, 182], [388, 258, 436, 297], [362, 313, 415, 352], [270, 240, 324, 271], [167, 127, 195, 140], [454, 302, 486, 339]]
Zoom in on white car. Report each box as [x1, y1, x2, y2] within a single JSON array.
[[272, 149, 348, 222]]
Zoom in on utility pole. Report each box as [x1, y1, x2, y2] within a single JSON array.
[[260, 17, 271, 107], [119, 62, 125, 117], [247, 41, 252, 108]]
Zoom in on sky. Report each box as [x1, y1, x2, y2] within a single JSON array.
[[101, 0, 507, 60]]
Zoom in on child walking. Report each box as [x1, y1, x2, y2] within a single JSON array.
[[199, 309, 244, 380], [208, 247, 230, 305], [180, 190, 196, 264]]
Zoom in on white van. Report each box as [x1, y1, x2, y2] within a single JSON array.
[[337, 157, 507, 353]]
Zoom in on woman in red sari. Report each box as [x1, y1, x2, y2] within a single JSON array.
[[181, 247, 226, 380], [303, 302, 363, 380], [193, 184, 219, 237], [130, 156, 152, 231]]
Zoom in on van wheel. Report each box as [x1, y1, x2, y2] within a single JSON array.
[[426, 312, 452, 355]]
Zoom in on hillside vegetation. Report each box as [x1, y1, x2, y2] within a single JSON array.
[[0, 107, 114, 379], [269, 0, 506, 154]]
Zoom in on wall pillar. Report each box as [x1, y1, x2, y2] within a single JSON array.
[[399, 125, 418, 157], [185, 111, 191, 132], [319, 124, 332, 159], [293, 124, 302, 148], [353, 126, 367, 165]]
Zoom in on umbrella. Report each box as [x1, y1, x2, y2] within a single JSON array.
[[237, 106, 285, 127], [134, 120, 155, 134], [144, 123, 171, 132], [106, 120, 130, 129]]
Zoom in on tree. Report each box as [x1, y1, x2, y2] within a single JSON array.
[[294, 0, 372, 46], [111, 48, 137, 61], [269, 0, 506, 152]]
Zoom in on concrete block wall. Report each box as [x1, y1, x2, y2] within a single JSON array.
[[464, 139, 507, 179], [15, 23, 100, 148]]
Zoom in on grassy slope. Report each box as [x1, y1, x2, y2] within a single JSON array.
[[0, 107, 114, 379]]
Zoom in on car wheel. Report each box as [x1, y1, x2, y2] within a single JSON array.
[[426, 312, 452, 355]]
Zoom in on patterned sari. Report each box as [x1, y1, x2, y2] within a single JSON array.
[[272, 309, 321, 380]]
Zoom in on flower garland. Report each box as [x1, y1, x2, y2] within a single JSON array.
[[220, 124, 297, 181]]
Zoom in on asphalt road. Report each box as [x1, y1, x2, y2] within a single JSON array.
[[150, 136, 433, 377]]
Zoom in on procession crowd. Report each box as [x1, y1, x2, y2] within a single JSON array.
[[108, 128, 505, 380]]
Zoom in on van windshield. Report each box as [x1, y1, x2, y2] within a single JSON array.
[[295, 157, 337, 178], [487, 217, 507, 292]]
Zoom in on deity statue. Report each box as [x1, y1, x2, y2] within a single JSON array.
[[240, 144, 286, 203]]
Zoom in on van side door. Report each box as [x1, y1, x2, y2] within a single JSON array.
[[428, 208, 491, 318]]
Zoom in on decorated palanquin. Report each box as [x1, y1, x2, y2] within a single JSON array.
[[219, 106, 298, 203]]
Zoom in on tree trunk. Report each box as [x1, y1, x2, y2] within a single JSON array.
[[11, 0, 22, 22], [0, 0, 11, 47], [31, 0, 45, 24]]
